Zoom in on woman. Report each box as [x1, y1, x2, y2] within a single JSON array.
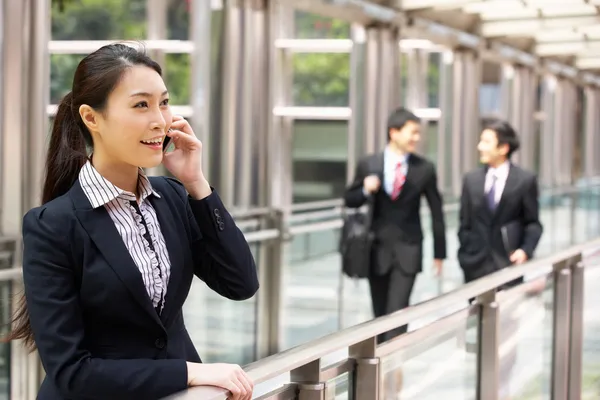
[[7, 43, 259, 400]]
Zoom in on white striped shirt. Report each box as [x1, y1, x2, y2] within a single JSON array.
[[79, 161, 171, 312]]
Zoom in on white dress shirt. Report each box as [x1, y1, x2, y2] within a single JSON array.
[[383, 147, 409, 196], [485, 161, 510, 205], [79, 161, 172, 312]]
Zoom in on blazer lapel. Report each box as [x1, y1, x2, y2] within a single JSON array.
[[148, 191, 186, 325], [69, 181, 164, 328]]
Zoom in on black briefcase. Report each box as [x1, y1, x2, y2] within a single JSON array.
[[339, 199, 374, 279]]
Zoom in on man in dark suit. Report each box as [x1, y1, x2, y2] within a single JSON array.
[[458, 119, 543, 288], [344, 107, 446, 343]]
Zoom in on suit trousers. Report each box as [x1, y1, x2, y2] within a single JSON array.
[[368, 267, 416, 343]]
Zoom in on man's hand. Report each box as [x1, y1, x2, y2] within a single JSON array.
[[510, 249, 528, 264], [433, 259, 443, 276], [363, 175, 381, 194]]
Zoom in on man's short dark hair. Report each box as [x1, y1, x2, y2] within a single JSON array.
[[387, 107, 420, 141], [484, 119, 520, 158]]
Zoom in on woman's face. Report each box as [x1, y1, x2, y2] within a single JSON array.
[[86, 65, 173, 170]]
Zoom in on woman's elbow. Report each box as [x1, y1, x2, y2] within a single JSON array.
[[231, 259, 259, 300]]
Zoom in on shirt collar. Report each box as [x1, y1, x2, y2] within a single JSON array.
[[487, 160, 510, 179], [384, 146, 409, 165], [78, 160, 160, 209]]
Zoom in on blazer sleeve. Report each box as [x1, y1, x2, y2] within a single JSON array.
[[22, 207, 188, 400], [165, 178, 259, 301], [344, 158, 368, 208], [520, 174, 543, 258], [458, 174, 471, 246], [423, 164, 446, 259]]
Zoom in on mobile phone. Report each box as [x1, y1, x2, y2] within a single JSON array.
[[163, 135, 172, 152]]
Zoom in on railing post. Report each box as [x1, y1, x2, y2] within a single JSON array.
[[551, 261, 573, 400], [476, 290, 499, 400], [291, 359, 325, 400], [568, 256, 584, 400], [349, 337, 379, 399]]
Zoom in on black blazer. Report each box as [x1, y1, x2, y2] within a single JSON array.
[[457, 164, 543, 276], [344, 152, 446, 275], [22, 176, 259, 400]]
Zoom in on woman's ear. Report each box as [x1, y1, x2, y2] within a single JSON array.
[[79, 104, 101, 134]]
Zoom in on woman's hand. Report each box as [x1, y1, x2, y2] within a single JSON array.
[[186, 362, 253, 400], [162, 116, 211, 199]]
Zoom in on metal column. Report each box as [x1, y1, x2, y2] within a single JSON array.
[[347, 23, 366, 182], [539, 74, 557, 188], [376, 26, 401, 152], [363, 27, 380, 155], [583, 87, 599, 178], [189, 0, 213, 179], [506, 65, 536, 170], [449, 50, 481, 197], [219, 0, 243, 207]]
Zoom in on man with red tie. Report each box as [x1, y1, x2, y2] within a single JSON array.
[[344, 107, 446, 343]]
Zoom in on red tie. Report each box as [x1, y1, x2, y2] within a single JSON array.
[[391, 162, 405, 200]]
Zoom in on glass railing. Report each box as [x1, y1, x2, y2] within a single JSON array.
[[170, 238, 600, 399]]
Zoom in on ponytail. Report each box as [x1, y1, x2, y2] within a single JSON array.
[[5, 92, 89, 351], [42, 91, 89, 204]]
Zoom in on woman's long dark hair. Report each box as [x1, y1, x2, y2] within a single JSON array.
[[6, 43, 162, 351]]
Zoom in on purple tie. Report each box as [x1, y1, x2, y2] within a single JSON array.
[[487, 174, 497, 211]]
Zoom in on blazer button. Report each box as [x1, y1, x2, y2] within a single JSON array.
[[213, 209, 221, 217], [218, 222, 225, 231], [155, 338, 166, 349]]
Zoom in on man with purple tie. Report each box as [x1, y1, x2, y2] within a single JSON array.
[[458, 120, 543, 288]]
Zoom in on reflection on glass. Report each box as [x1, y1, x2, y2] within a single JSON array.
[[51, 0, 146, 40], [293, 53, 350, 107], [497, 276, 553, 400], [294, 10, 350, 39], [292, 120, 348, 203], [182, 244, 259, 365], [380, 310, 478, 400], [325, 372, 352, 400], [50, 54, 86, 104], [283, 229, 342, 349]]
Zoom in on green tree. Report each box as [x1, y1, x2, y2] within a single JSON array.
[[292, 11, 351, 107]]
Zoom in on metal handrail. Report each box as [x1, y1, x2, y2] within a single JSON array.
[[167, 237, 600, 399]]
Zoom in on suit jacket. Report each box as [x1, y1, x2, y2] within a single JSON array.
[[457, 164, 543, 278], [22, 176, 259, 400], [343, 152, 446, 276]]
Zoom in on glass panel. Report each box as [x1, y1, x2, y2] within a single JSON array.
[[427, 52, 441, 108], [182, 243, 260, 364], [282, 228, 342, 349], [380, 309, 479, 400], [497, 275, 553, 399], [292, 120, 348, 203], [51, 0, 146, 40], [0, 280, 12, 398], [294, 10, 350, 39], [292, 53, 350, 107], [164, 53, 191, 105], [167, 0, 190, 40], [325, 372, 352, 399], [50, 54, 86, 104], [581, 252, 600, 399]]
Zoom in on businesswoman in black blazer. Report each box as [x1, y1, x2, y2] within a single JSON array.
[[6, 43, 259, 400]]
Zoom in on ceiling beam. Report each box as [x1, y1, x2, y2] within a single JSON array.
[[397, 0, 479, 10], [536, 41, 600, 56], [481, 15, 600, 37]]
